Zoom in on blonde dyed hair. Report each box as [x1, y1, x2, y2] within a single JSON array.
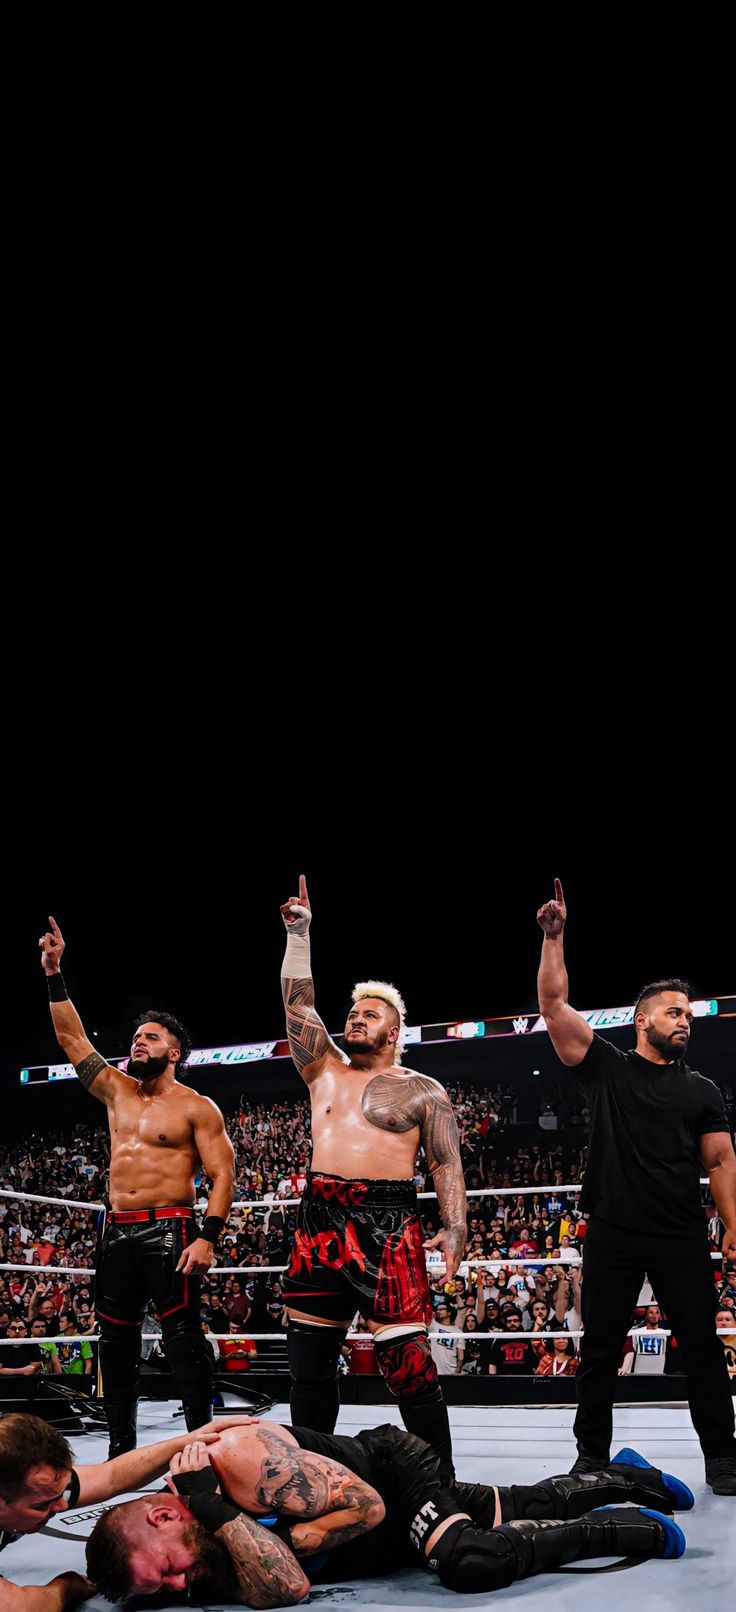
[[352, 980, 407, 1063]]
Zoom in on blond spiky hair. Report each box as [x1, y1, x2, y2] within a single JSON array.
[[352, 980, 407, 1063]]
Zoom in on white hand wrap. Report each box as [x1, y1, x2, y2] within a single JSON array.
[[281, 905, 312, 977]]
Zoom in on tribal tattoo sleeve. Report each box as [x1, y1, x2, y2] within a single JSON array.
[[280, 973, 341, 1077], [420, 1086, 467, 1266]]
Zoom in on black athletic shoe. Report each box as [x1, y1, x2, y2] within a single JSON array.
[[705, 1457, 736, 1495], [569, 1449, 607, 1474]]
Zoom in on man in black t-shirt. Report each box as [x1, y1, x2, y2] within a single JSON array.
[[488, 1311, 537, 1375], [0, 1320, 44, 1379], [536, 879, 736, 1496]]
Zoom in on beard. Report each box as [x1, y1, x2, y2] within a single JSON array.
[[643, 1025, 689, 1060], [183, 1520, 238, 1600], [343, 1028, 390, 1055], [130, 1051, 170, 1081]]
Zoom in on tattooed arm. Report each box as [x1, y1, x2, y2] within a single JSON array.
[[214, 1437, 386, 1606], [255, 1439, 385, 1558], [420, 1082, 467, 1279], [281, 1498, 384, 1557], [39, 916, 120, 1104], [217, 1513, 311, 1607], [279, 875, 344, 1080], [218, 1426, 385, 1552]]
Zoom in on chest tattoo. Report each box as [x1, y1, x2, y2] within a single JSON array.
[[362, 1074, 437, 1132]]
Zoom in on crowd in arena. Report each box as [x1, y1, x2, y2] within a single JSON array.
[[1, 1083, 734, 1382]]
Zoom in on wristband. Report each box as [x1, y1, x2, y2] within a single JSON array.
[[47, 973, 69, 1002], [172, 1466, 240, 1533], [201, 1216, 226, 1246]]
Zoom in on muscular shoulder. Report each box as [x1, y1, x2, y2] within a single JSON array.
[[186, 1089, 226, 1126], [400, 1069, 451, 1103]]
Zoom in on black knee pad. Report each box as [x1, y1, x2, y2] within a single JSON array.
[[374, 1329, 438, 1399], [374, 1330, 453, 1477], [427, 1518, 517, 1593], [287, 1321, 347, 1383]]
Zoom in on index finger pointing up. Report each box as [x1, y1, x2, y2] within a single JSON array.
[[554, 878, 564, 905], [49, 915, 62, 937], [299, 874, 309, 907]]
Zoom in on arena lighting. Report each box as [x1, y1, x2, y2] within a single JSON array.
[[18, 997, 726, 1083]]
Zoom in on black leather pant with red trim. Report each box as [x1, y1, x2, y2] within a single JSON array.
[[97, 1213, 213, 1456]]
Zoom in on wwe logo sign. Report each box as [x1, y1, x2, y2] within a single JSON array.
[[513, 1017, 529, 1035]]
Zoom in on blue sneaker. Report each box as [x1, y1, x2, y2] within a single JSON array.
[[640, 1508, 686, 1559], [612, 1445, 694, 1511], [594, 1505, 686, 1559]]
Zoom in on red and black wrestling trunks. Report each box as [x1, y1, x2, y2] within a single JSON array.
[[282, 1172, 432, 1325]]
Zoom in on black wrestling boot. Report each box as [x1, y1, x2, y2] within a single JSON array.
[[429, 1507, 684, 1593], [106, 1404, 138, 1459], [184, 1400, 214, 1433], [498, 1459, 693, 1521], [500, 1506, 684, 1577], [705, 1456, 736, 1495], [569, 1446, 606, 1474]]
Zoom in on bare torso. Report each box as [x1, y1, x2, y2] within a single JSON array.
[[308, 1062, 437, 1180], [106, 1077, 204, 1209]]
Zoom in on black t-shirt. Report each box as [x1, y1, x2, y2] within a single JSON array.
[[576, 1035, 730, 1236], [3, 1343, 43, 1369], [489, 1336, 536, 1374]]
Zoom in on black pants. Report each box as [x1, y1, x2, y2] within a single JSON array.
[[96, 1211, 213, 1438], [574, 1216, 735, 1459]]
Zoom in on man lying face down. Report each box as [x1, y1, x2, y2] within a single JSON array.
[[0, 1412, 251, 1611], [86, 1418, 692, 1604]]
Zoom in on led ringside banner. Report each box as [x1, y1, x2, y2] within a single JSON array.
[[19, 996, 731, 1084]]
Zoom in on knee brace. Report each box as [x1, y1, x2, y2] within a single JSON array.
[[426, 1518, 517, 1593], [162, 1322, 214, 1426], [287, 1321, 347, 1434], [373, 1325, 454, 1478], [373, 1326, 438, 1399]]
